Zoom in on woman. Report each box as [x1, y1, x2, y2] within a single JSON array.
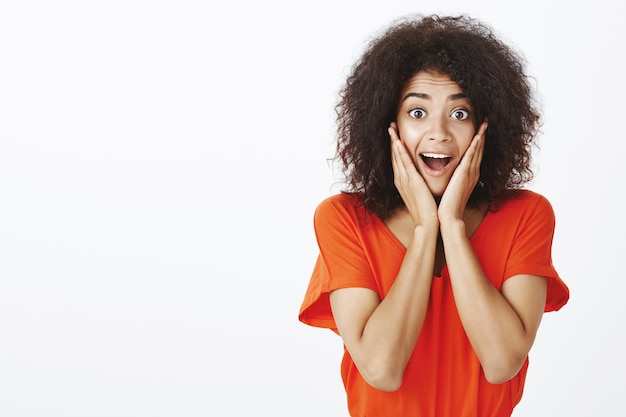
[[298, 14, 569, 417]]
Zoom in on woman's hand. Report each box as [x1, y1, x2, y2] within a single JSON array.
[[389, 123, 439, 228], [438, 121, 488, 224]]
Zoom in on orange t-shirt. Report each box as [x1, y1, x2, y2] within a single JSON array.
[[299, 190, 569, 417]]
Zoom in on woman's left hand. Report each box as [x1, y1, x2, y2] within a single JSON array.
[[438, 121, 487, 223]]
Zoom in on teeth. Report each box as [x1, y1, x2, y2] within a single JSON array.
[[421, 153, 449, 159]]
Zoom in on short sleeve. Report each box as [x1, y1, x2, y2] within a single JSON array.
[[298, 195, 378, 329], [504, 193, 569, 312]]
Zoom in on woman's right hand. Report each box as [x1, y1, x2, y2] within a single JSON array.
[[389, 123, 439, 228]]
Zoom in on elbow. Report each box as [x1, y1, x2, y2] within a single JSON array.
[[360, 363, 404, 392], [482, 354, 527, 385], [483, 369, 515, 385], [367, 375, 403, 392]]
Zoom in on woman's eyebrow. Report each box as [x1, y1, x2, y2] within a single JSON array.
[[449, 93, 467, 101], [401, 92, 467, 102], [402, 92, 429, 101]]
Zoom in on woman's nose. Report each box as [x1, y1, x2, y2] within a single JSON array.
[[427, 115, 451, 142]]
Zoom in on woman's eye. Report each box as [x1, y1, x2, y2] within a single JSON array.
[[451, 109, 470, 120], [409, 108, 426, 119]]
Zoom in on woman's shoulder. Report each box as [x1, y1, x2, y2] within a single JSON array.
[[496, 189, 553, 212], [313, 192, 376, 229], [315, 192, 365, 215], [490, 189, 556, 227]]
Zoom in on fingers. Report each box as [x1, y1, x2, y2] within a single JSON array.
[[460, 120, 487, 175], [474, 121, 487, 166], [439, 120, 488, 218], [389, 123, 438, 226], [389, 123, 424, 197], [472, 121, 488, 175], [389, 124, 402, 181], [389, 123, 410, 183], [389, 123, 418, 182]]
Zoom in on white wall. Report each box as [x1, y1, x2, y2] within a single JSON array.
[[0, 1, 623, 416]]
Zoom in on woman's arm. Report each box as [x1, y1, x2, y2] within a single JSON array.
[[328, 125, 441, 392], [440, 220, 547, 384], [437, 122, 547, 383], [330, 222, 438, 392]]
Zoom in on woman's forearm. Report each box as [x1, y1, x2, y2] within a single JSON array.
[[332, 224, 437, 391], [441, 219, 545, 384]]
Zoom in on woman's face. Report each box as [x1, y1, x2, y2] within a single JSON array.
[[395, 70, 477, 196]]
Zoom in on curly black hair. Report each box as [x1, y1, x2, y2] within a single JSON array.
[[335, 14, 541, 220]]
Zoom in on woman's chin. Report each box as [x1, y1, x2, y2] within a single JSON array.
[[427, 184, 447, 199], [424, 175, 451, 199]]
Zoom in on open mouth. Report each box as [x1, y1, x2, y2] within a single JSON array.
[[420, 153, 452, 170]]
